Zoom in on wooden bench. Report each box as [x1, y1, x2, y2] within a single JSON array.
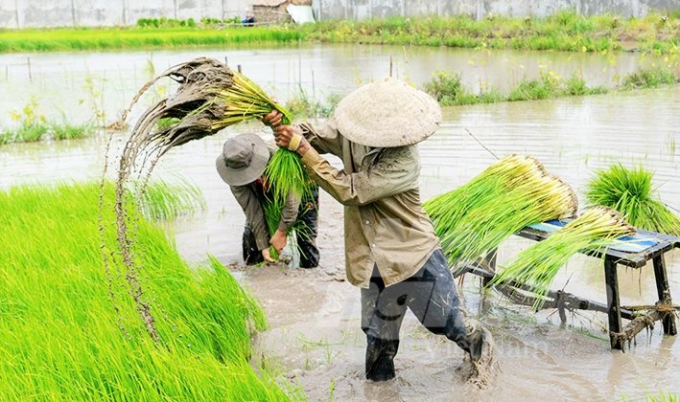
[[456, 220, 680, 350]]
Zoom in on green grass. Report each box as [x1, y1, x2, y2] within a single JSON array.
[[136, 179, 207, 220], [621, 66, 679, 89], [0, 26, 303, 52], [3, 11, 680, 54], [585, 164, 680, 235], [0, 182, 297, 400], [302, 11, 680, 53], [51, 121, 95, 140], [0, 121, 95, 145], [424, 71, 608, 106]]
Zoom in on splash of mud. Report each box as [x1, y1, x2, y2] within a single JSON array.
[[103, 57, 236, 342]]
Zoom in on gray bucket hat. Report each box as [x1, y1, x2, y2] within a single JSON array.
[[216, 133, 270, 186], [332, 77, 442, 148]]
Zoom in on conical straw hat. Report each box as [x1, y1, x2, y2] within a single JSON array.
[[333, 77, 442, 147]]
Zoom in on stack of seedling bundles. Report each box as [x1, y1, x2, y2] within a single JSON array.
[[491, 206, 635, 309], [586, 163, 680, 236], [424, 154, 578, 271]]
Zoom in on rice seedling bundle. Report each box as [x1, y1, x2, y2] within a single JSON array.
[[586, 163, 680, 235], [490, 207, 635, 309], [424, 155, 578, 269], [0, 182, 296, 399], [110, 58, 310, 323]]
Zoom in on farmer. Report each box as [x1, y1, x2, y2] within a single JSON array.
[[262, 78, 495, 382], [216, 133, 320, 268]]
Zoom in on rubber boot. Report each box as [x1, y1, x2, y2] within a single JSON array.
[[365, 336, 399, 381]]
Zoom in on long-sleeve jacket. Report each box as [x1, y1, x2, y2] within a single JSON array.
[[298, 119, 440, 288], [230, 146, 300, 252]]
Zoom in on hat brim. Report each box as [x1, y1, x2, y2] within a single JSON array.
[[333, 77, 442, 148], [216, 133, 270, 186]]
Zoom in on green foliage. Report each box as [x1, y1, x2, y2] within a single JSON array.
[[136, 179, 207, 220], [424, 71, 609, 106], [585, 164, 680, 235], [0, 26, 303, 53], [51, 122, 95, 140], [0, 182, 295, 399], [284, 89, 340, 119], [621, 67, 678, 89], [302, 13, 680, 54]]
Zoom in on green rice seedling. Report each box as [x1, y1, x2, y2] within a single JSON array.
[[424, 155, 578, 269], [135, 179, 207, 220], [585, 163, 680, 235], [13, 121, 48, 142], [490, 207, 634, 309], [0, 182, 297, 399], [51, 121, 95, 140], [0, 27, 303, 53]]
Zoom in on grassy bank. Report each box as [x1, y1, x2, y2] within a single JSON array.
[[304, 11, 680, 54], [424, 65, 680, 106], [0, 26, 302, 52], [0, 182, 296, 399], [1, 11, 679, 54]]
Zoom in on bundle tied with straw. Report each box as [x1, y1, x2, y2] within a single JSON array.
[[423, 155, 578, 271], [107, 58, 311, 341], [114, 56, 312, 255], [586, 163, 680, 236], [490, 207, 635, 310], [115, 57, 310, 200]]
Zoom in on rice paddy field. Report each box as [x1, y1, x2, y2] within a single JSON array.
[[1, 34, 679, 401], [0, 182, 297, 399]]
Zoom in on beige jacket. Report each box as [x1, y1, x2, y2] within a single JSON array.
[[299, 119, 440, 288]]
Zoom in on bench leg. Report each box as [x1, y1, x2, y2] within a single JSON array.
[[653, 255, 677, 336], [604, 258, 624, 350]]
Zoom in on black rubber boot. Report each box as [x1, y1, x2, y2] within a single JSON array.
[[365, 336, 399, 382]]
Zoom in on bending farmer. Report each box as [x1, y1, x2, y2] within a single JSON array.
[[216, 133, 320, 268], [263, 78, 495, 382]]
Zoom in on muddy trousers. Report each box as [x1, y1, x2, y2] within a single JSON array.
[[361, 249, 475, 382], [242, 187, 320, 268]]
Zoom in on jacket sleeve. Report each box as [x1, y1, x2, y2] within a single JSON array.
[[300, 145, 419, 207], [299, 119, 344, 158], [230, 184, 270, 251], [277, 191, 301, 233]]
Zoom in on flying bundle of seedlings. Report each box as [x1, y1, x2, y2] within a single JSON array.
[[108, 57, 309, 340], [585, 163, 680, 236], [424, 155, 578, 270], [490, 207, 635, 309]]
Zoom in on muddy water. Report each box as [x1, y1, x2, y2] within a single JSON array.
[[0, 43, 657, 127], [1, 47, 679, 400]]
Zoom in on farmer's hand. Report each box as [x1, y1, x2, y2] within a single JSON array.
[[261, 248, 276, 263], [269, 229, 287, 254], [262, 110, 284, 129], [274, 125, 311, 156]]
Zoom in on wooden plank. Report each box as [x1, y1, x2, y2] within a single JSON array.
[[604, 258, 624, 350], [653, 255, 678, 336]]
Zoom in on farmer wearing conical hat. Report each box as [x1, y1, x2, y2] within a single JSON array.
[[263, 78, 495, 382], [216, 133, 320, 268]]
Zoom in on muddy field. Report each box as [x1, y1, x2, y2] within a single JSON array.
[[2, 46, 679, 400]]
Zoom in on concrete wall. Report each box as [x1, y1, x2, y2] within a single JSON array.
[[0, 0, 252, 28], [313, 0, 680, 20], [1, 0, 679, 28]]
